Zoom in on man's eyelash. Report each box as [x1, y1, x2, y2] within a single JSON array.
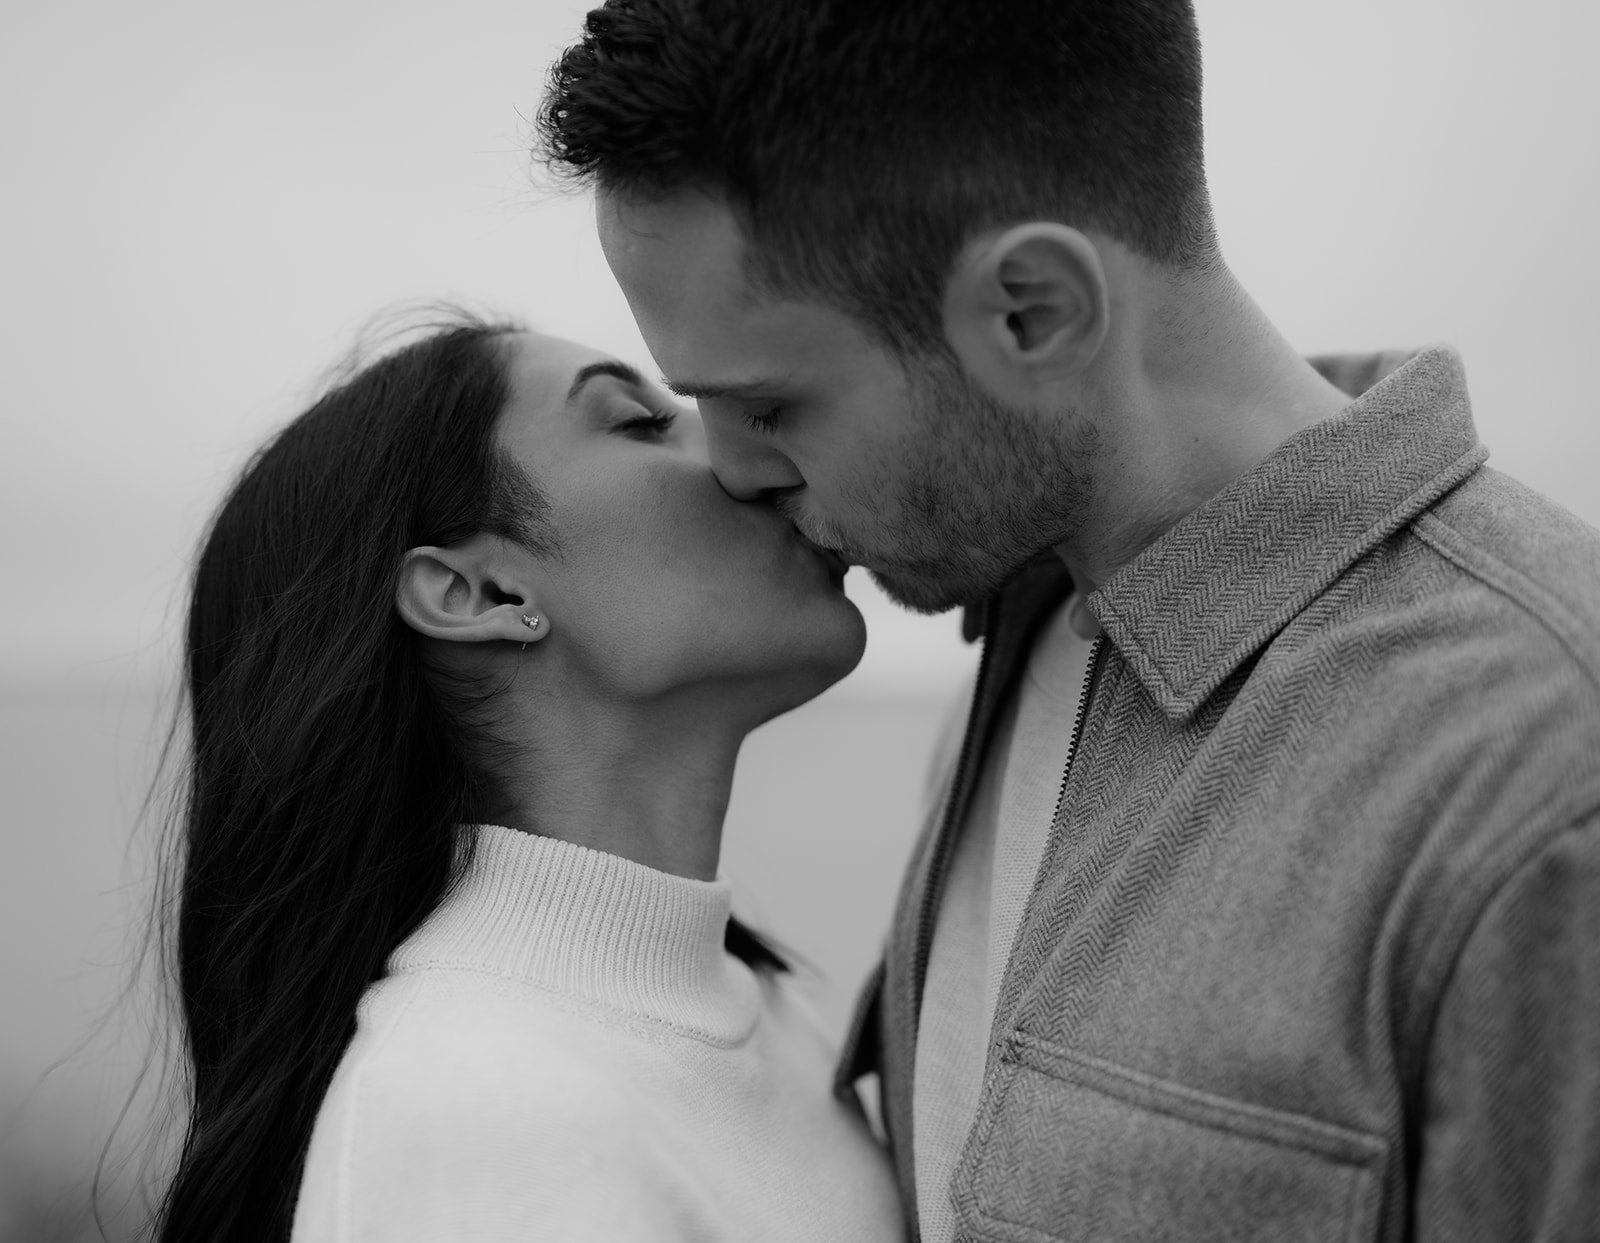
[[742, 407, 781, 435]]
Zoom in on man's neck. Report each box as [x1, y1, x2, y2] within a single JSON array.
[[1056, 262, 1352, 592]]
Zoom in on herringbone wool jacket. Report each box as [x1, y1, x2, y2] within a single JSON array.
[[837, 348, 1600, 1243]]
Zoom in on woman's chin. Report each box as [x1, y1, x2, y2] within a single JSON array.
[[809, 586, 868, 665], [765, 600, 868, 709], [593, 590, 867, 710]]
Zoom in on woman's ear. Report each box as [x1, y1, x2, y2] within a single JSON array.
[[394, 536, 548, 645], [942, 222, 1110, 403]]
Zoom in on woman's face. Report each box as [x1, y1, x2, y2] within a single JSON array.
[[496, 331, 865, 708]]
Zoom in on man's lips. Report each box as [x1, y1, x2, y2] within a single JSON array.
[[800, 537, 851, 580]]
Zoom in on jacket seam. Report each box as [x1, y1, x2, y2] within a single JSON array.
[[961, 1035, 1386, 1242], [1410, 511, 1600, 697], [1405, 808, 1600, 1118], [1006, 1034, 1384, 1160]]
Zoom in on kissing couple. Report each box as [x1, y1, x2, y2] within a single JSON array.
[[149, 2, 1600, 1241]]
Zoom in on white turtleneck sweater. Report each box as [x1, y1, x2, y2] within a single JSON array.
[[290, 825, 903, 1242]]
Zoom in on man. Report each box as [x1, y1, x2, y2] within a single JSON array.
[[539, 1, 1600, 1238]]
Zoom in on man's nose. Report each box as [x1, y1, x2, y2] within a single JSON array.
[[703, 412, 804, 501]]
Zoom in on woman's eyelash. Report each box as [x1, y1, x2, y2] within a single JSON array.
[[742, 407, 781, 436], [618, 407, 677, 436]]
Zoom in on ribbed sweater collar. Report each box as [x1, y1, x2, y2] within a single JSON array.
[[388, 824, 760, 1044]]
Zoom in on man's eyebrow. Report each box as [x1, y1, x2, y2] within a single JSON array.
[[566, 360, 646, 402], [662, 375, 790, 400]]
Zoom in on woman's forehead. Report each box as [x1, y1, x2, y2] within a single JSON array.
[[498, 330, 623, 436], [495, 331, 654, 469], [502, 331, 612, 404]]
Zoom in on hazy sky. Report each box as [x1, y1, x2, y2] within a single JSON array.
[[3, 0, 1595, 693]]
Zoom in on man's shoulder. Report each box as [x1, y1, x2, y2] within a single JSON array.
[[1263, 465, 1600, 930], [1276, 462, 1600, 799], [1290, 461, 1600, 717], [1413, 465, 1600, 684]]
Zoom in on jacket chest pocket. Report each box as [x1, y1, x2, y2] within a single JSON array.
[[950, 1034, 1385, 1243]]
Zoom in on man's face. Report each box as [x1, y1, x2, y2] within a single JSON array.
[[597, 190, 1096, 612]]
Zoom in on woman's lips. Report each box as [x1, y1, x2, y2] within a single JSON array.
[[801, 537, 851, 582]]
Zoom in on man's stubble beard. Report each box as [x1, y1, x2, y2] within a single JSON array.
[[854, 356, 1100, 614]]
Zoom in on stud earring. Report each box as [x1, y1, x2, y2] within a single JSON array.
[[520, 612, 541, 652]]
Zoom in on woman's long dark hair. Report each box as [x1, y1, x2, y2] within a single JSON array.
[[149, 316, 783, 1243]]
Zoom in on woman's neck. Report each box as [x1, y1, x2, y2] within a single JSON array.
[[482, 685, 750, 882]]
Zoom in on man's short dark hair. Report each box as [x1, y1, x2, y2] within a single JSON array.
[[539, 0, 1217, 355]]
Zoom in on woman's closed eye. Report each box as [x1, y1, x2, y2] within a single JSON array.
[[615, 405, 678, 440]]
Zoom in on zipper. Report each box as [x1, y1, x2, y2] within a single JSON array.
[[908, 598, 1001, 1024], [910, 614, 1105, 1030], [983, 629, 1107, 1054], [1050, 632, 1107, 833]]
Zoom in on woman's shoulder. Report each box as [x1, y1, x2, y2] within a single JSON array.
[[330, 969, 647, 1124], [293, 973, 701, 1241]]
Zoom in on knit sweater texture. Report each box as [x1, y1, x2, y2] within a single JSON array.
[[291, 824, 903, 1242]]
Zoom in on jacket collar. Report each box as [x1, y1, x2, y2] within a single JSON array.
[[1088, 346, 1486, 717], [978, 347, 1487, 719]]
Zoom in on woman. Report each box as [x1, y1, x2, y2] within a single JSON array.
[[150, 314, 902, 1242]]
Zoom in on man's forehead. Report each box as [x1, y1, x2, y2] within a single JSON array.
[[597, 188, 746, 272], [596, 188, 884, 389], [604, 192, 787, 329]]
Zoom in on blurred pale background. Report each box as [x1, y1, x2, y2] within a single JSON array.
[[2, 0, 1596, 1237]]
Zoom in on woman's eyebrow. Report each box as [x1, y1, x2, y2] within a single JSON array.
[[566, 359, 647, 402]]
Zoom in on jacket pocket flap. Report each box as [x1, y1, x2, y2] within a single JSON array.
[[951, 1034, 1385, 1243]]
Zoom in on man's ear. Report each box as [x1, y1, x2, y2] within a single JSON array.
[[394, 537, 548, 645], [942, 222, 1110, 402]]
